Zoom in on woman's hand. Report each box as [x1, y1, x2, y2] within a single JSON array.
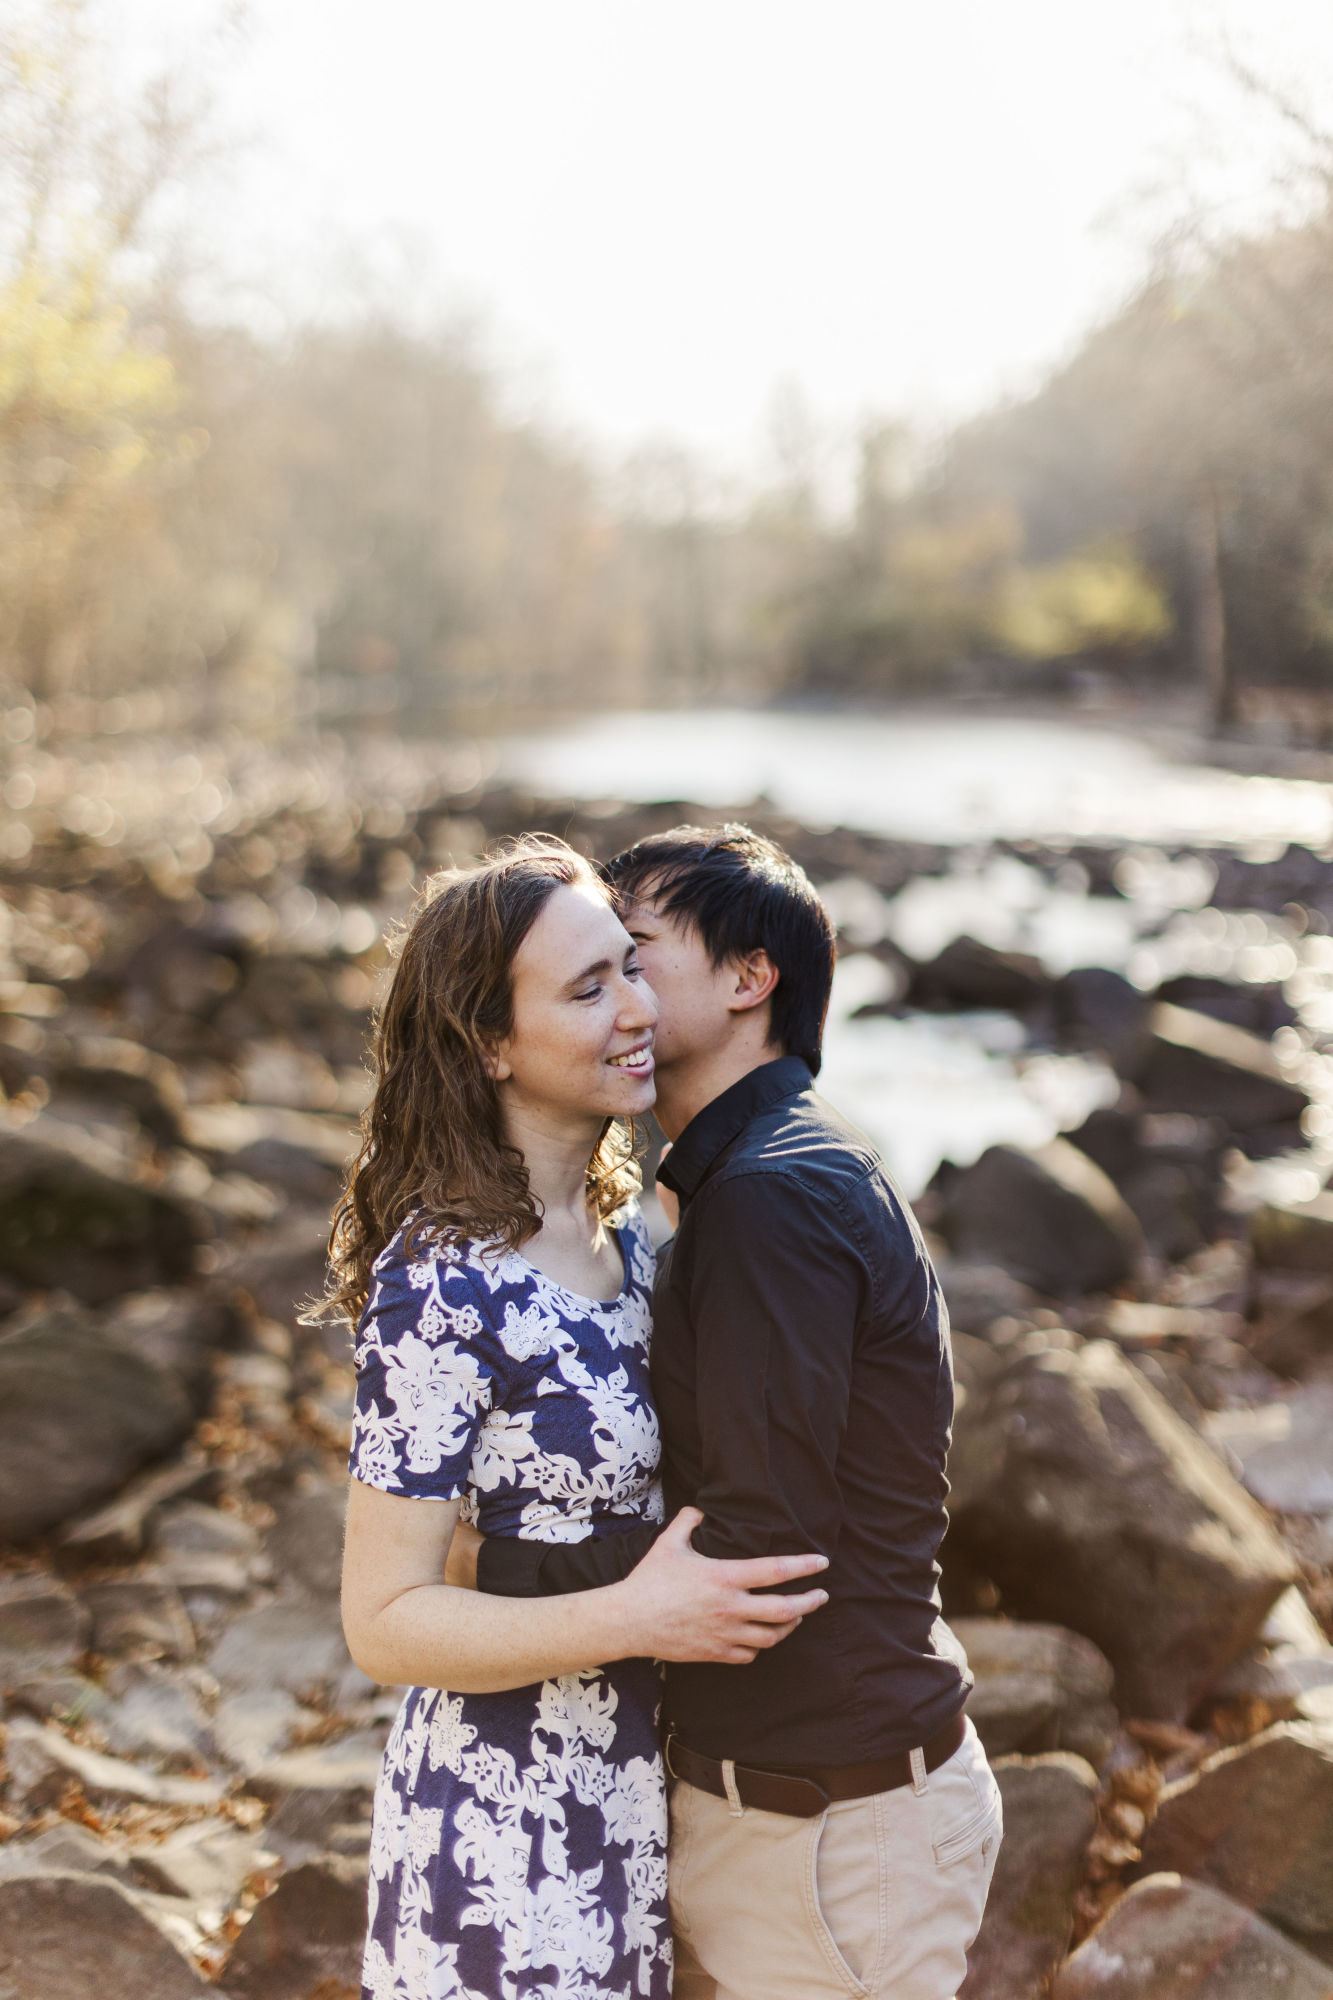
[[612, 1507, 829, 1665]]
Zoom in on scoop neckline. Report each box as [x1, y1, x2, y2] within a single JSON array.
[[508, 1221, 634, 1309]]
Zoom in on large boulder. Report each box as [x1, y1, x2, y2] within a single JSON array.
[[1065, 1108, 1227, 1263], [955, 1619, 1118, 1769], [219, 1857, 367, 2000], [909, 935, 1050, 1013], [0, 1872, 214, 1999], [947, 1340, 1297, 1720], [936, 1141, 1144, 1296], [1121, 1001, 1310, 1135], [1137, 1720, 1333, 1941], [1052, 1873, 1333, 1999], [959, 1754, 1099, 2000], [0, 1306, 194, 1540], [1052, 967, 1152, 1069], [0, 1128, 200, 1302]]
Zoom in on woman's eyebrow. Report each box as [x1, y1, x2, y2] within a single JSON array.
[[563, 956, 614, 994]]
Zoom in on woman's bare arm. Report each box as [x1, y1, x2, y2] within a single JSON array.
[[342, 1478, 828, 1694]]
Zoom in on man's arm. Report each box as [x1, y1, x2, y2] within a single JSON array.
[[477, 1520, 659, 1597], [682, 1171, 863, 1576]]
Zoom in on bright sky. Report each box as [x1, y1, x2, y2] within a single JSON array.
[[123, 0, 1333, 474]]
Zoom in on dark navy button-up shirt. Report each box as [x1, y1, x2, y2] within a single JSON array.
[[479, 1055, 970, 1766]]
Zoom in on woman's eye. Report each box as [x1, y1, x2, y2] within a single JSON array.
[[576, 986, 602, 1002]]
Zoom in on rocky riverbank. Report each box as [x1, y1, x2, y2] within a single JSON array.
[[6, 747, 1333, 1995]]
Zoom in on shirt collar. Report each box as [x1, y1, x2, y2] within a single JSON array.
[[657, 1056, 813, 1204]]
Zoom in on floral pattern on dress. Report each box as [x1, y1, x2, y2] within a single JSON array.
[[349, 1211, 670, 2000]]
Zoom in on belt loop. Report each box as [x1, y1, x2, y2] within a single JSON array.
[[909, 1746, 928, 1796], [721, 1758, 745, 1817]]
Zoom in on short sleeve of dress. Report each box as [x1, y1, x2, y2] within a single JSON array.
[[348, 1231, 503, 1500]]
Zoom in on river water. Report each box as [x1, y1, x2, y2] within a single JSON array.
[[501, 708, 1333, 1200]]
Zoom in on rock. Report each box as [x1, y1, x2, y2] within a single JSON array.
[[0, 1872, 214, 1998], [0, 1821, 134, 1885], [1053, 1873, 1333, 1998], [209, 1597, 351, 1700], [1157, 973, 1298, 1040], [909, 935, 1050, 1012], [947, 1340, 1297, 1720], [217, 1206, 332, 1327], [1122, 1001, 1310, 1135], [1207, 1386, 1333, 1513], [955, 1619, 1118, 1768], [80, 1577, 195, 1661], [57, 1455, 219, 1562], [226, 1136, 344, 1206], [1246, 1272, 1333, 1377], [936, 1140, 1144, 1296], [1137, 1720, 1333, 1939], [101, 1288, 240, 1413], [49, 1036, 188, 1149], [211, 1688, 311, 1773], [959, 1753, 1099, 2000], [253, 1736, 384, 1867], [1253, 1196, 1333, 1275], [266, 1481, 345, 1598], [152, 1501, 263, 1597], [0, 1306, 195, 1540], [1065, 1108, 1228, 1263], [1213, 1588, 1333, 1715], [0, 1578, 90, 1688], [1053, 968, 1152, 1068], [130, 1821, 277, 1906], [102, 1661, 214, 1763], [935, 1260, 1046, 1336], [220, 1857, 366, 2000], [8, 1672, 114, 1730], [5, 1716, 223, 1809], [0, 1127, 200, 1303]]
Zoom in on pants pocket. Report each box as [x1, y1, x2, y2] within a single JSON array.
[[810, 1803, 877, 1997], [925, 1727, 1004, 1869]]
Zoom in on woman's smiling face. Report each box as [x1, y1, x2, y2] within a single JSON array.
[[490, 879, 658, 1123]]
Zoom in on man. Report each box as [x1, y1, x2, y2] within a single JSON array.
[[479, 824, 1001, 2000]]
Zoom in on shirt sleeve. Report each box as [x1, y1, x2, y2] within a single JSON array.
[[477, 1520, 660, 1596], [348, 1236, 502, 1500], [684, 1170, 866, 1579]]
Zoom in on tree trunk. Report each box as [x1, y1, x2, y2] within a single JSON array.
[[1187, 484, 1234, 732]]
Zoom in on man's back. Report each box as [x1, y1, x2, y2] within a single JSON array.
[[654, 1055, 970, 1765]]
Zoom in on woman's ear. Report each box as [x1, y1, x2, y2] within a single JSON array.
[[480, 1039, 513, 1083]]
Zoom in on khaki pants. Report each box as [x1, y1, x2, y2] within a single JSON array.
[[668, 1718, 1002, 2000]]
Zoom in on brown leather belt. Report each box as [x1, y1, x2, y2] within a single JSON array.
[[664, 1710, 967, 1820]]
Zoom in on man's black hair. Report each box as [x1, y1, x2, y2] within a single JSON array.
[[602, 824, 836, 1075]]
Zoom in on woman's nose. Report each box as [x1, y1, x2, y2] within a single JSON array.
[[620, 975, 658, 1029]]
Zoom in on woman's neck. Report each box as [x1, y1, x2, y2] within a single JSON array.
[[499, 1094, 603, 1235]]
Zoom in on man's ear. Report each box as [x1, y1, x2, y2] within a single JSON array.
[[728, 949, 779, 1015]]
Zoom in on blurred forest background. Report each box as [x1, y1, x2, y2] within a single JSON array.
[[5, 1, 1333, 745]]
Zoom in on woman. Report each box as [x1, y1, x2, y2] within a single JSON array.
[[330, 837, 828, 2000]]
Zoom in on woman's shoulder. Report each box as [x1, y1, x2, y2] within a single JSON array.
[[361, 1221, 511, 1335]]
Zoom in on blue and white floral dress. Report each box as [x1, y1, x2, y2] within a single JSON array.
[[348, 1209, 671, 2000]]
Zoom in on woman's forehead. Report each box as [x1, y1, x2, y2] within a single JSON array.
[[518, 879, 626, 970]]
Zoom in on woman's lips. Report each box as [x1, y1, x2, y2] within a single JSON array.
[[607, 1044, 654, 1074]]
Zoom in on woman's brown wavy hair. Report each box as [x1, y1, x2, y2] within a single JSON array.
[[317, 834, 641, 1326]]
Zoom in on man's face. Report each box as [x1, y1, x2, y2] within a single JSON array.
[[621, 895, 739, 1071]]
